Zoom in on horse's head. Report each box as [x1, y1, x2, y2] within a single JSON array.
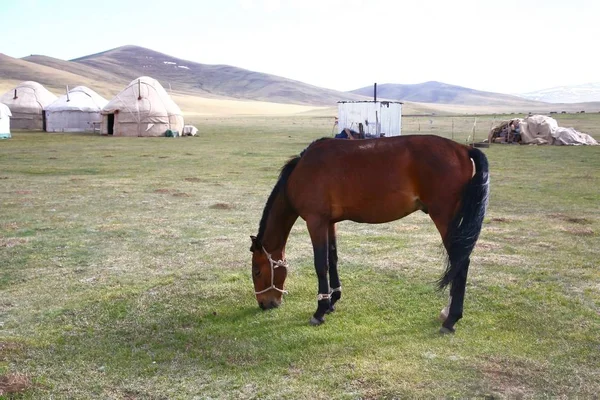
[[250, 235, 288, 310]]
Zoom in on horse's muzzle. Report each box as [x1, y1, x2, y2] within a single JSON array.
[[258, 299, 281, 310]]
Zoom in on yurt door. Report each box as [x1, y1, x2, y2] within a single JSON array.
[[107, 114, 114, 135]]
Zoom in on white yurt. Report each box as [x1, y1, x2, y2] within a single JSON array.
[[45, 86, 108, 132], [0, 102, 12, 139], [101, 76, 184, 137], [0, 81, 57, 130]]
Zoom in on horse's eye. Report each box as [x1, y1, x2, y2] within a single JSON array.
[[253, 268, 261, 277]]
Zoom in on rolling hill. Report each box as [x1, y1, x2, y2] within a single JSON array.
[[70, 45, 363, 106], [2, 45, 600, 116], [0, 53, 124, 99]]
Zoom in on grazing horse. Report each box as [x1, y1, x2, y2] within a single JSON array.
[[250, 135, 489, 333]]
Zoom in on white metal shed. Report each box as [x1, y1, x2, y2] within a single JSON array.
[[337, 100, 402, 137]]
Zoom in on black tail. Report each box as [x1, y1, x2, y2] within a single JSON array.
[[438, 147, 490, 289]]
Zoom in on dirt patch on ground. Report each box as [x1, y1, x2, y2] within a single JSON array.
[[476, 240, 501, 250], [0, 342, 24, 361], [1, 222, 19, 231], [490, 217, 510, 223], [477, 356, 543, 398], [0, 373, 32, 396], [395, 224, 420, 232], [14, 190, 32, 195], [562, 226, 594, 236], [184, 177, 202, 182], [549, 213, 592, 225], [0, 237, 29, 248], [154, 189, 171, 194], [172, 192, 190, 197], [103, 155, 113, 158], [210, 203, 233, 210]]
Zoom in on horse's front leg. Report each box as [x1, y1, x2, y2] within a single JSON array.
[[307, 218, 330, 325], [327, 223, 341, 314]]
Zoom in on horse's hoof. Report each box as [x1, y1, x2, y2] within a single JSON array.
[[439, 326, 455, 334], [325, 304, 336, 314], [309, 316, 324, 326]]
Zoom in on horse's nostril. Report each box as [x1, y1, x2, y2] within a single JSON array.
[[270, 300, 280, 309], [259, 302, 266, 310]]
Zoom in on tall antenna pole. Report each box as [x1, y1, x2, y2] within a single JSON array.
[[138, 79, 142, 100], [66, 85, 70, 102]]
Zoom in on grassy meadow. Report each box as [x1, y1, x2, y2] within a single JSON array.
[[1, 114, 599, 399]]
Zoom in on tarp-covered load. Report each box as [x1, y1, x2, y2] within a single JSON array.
[[101, 76, 184, 137], [45, 86, 108, 133], [182, 125, 198, 136], [520, 115, 598, 145], [0, 102, 12, 139], [0, 81, 57, 130], [489, 115, 598, 146]]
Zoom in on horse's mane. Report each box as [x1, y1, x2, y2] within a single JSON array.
[[256, 156, 300, 243], [256, 138, 331, 242]]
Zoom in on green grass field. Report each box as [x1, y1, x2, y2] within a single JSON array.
[[1, 114, 599, 399]]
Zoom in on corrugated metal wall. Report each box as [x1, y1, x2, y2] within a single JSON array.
[[337, 102, 402, 137]]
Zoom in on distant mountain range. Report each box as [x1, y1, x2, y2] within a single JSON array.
[[516, 83, 600, 103], [349, 81, 542, 107], [1, 45, 599, 114]]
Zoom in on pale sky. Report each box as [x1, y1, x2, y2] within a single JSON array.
[[1, 0, 597, 94]]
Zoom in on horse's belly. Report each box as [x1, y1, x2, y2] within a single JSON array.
[[332, 195, 420, 224]]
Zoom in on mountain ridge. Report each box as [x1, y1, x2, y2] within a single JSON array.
[[2, 45, 599, 115], [349, 81, 549, 107], [517, 82, 600, 103]]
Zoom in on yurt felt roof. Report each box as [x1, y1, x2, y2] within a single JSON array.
[[46, 86, 108, 112], [0, 81, 57, 114], [0, 102, 12, 118], [102, 76, 182, 118]]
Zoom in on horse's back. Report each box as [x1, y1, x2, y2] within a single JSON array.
[[286, 135, 474, 223], [295, 135, 471, 183]]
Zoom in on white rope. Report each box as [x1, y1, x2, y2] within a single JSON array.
[[317, 286, 341, 300], [254, 247, 289, 295]]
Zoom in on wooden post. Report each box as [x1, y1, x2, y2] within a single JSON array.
[[13, 89, 17, 99], [138, 79, 142, 100], [471, 118, 478, 144], [66, 85, 70, 102]]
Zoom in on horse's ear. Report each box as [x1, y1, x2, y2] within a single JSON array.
[[250, 235, 261, 252]]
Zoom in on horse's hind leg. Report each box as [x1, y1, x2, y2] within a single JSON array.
[[429, 208, 470, 334], [306, 217, 331, 325], [327, 223, 341, 314]]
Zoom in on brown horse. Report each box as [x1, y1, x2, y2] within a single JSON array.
[[250, 135, 489, 333]]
